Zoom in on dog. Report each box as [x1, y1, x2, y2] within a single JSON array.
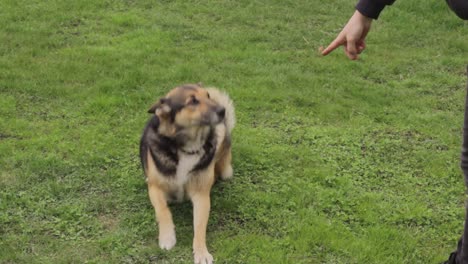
[[139, 83, 235, 264]]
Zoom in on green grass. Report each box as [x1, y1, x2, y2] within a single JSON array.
[[1, 0, 467, 263]]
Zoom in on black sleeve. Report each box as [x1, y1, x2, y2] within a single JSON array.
[[356, 0, 396, 19], [446, 0, 468, 20]]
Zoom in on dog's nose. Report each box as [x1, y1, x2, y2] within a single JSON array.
[[217, 107, 225, 119]]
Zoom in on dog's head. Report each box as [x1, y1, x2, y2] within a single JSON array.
[[148, 83, 225, 137]]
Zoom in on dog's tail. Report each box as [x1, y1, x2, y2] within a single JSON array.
[[206, 87, 235, 133]]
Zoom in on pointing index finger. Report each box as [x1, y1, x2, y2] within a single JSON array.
[[321, 36, 344, 56]]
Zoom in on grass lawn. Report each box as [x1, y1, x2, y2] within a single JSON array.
[[1, 0, 468, 263]]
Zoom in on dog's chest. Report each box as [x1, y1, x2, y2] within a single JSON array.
[[174, 152, 203, 186], [162, 153, 201, 202]]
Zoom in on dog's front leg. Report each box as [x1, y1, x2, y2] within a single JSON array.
[[148, 183, 176, 250], [190, 186, 214, 264], [192, 193, 213, 264]]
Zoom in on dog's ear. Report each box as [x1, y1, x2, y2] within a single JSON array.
[[147, 98, 171, 116]]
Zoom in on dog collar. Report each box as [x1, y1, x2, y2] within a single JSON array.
[[180, 148, 201, 155]]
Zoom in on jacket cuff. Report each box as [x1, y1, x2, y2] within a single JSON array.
[[356, 0, 388, 19]]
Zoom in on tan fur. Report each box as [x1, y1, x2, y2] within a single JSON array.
[[142, 84, 234, 264]]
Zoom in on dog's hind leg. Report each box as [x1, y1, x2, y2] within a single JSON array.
[[146, 152, 176, 250], [215, 147, 233, 180]]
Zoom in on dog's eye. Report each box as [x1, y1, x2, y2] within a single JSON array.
[[207, 92, 210, 99], [190, 96, 199, 105]]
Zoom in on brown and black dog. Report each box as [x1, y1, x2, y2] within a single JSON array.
[[140, 83, 235, 264]]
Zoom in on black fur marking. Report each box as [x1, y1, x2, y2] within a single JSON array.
[[140, 116, 220, 177], [191, 129, 217, 172], [149, 137, 178, 176], [140, 115, 178, 177], [169, 103, 184, 122]]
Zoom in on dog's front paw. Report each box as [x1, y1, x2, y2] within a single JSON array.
[[158, 228, 176, 250], [193, 249, 213, 264]]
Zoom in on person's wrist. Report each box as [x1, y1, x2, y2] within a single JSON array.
[[354, 10, 373, 24]]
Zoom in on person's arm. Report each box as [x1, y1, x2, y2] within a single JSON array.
[[321, 0, 396, 60], [356, 0, 396, 20], [446, 0, 468, 20]]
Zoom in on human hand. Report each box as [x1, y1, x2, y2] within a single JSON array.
[[321, 10, 373, 60]]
